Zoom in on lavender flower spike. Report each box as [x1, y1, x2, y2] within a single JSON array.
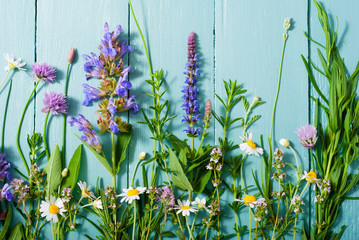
[[32, 62, 56, 83], [41, 92, 68, 115], [182, 32, 201, 136], [296, 125, 318, 149]]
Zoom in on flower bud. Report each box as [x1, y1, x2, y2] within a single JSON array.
[[139, 152, 146, 160], [283, 17, 291, 30], [279, 139, 290, 148], [62, 168, 69, 177], [253, 96, 260, 102], [67, 47, 75, 63]]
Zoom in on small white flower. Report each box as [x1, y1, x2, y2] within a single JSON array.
[[235, 195, 257, 208], [284, 17, 291, 30], [174, 199, 197, 216], [206, 164, 213, 170], [40, 196, 66, 223], [240, 133, 263, 156], [77, 181, 96, 199], [3, 53, 26, 71], [279, 138, 290, 148], [301, 170, 322, 189], [82, 197, 103, 209], [192, 197, 208, 212], [118, 186, 146, 204]]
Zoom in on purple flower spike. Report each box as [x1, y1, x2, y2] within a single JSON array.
[[296, 125, 318, 149], [109, 116, 119, 134], [0, 183, 13, 201], [32, 62, 56, 83], [82, 84, 105, 106], [182, 32, 201, 136], [41, 92, 68, 115]]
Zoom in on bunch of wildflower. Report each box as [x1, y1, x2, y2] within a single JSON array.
[[291, 195, 304, 214], [272, 148, 286, 181], [0, 153, 12, 181], [104, 185, 119, 209], [315, 179, 331, 204], [182, 32, 201, 136], [253, 198, 268, 222], [206, 147, 223, 172], [29, 164, 44, 185], [67, 114, 102, 153], [271, 190, 286, 199], [156, 186, 175, 210], [11, 178, 30, 202], [81, 22, 137, 135]]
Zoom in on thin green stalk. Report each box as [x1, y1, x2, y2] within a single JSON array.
[[0, 69, 11, 90], [132, 202, 137, 240], [17, 81, 40, 175], [190, 211, 198, 233], [131, 156, 142, 187], [300, 182, 310, 197], [62, 63, 71, 162], [249, 209, 252, 240], [271, 180, 282, 240], [43, 112, 51, 160], [1, 79, 12, 152], [293, 213, 298, 240], [195, 127, 207, 157], [205, 227, 209, 240], [186, 216, 194, 240], [111, 132, 116, 189]]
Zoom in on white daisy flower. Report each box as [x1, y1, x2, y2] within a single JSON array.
[[174, 199, 197, 216], [77, 181, 96, 199], [301, 170, 322, 189], [118, 186, 146, 204], [4, 53, 26, 71], [192, 197, 209, 212], [235, 195, 257, 208], [40, 196, 66, 223], [82, 197, 103, 209], [240, 133, 263, 156]]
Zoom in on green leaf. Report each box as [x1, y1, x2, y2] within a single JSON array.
[[75, 134, 112, 176], [61, 145, 82, 191], [193, 170, 211, 193], [0, 207, 12, 239], [43, 145, 62, 198], [168, 134, 187, 154], [115, 127, 132, 173], [168, 148, 193, 191], [8, 222, 24, 240]]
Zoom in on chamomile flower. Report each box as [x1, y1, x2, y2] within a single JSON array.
[[82, 197, 103, 209], [77, 181, 96, 199], [240, 133, 263, 156], [192, 197, 209, 212], [118, 186, 146, 204], [174, 199, 197, 216], [235, 195, 257, 208], [40, 196, 66, 223], [301, 170, 322, 188], [4, 53, 26, 71]]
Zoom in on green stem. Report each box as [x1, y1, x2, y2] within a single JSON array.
[[234, 211, 241, 240], [293, 214, 298, 240], [132, 202, 137, 240], [1, 79, 12, 152], [205, 227, 209, 240], [190, 211, 198, 233], [300, 182, 310, 197], [62, 63, 71, 162], [269, 30, 288, 143], [289, 146, 299, 179], [271, 180, 282, 240], [0, 69, 11, 90], [17, 81, 40, 175], [186, 216, 194, 240], [195, 127, 207, 157], [241, 162, 246, 195], [44, 112, 50, 160], [249, 209, 252, 240], [131, 156, 142, 187], [111, 132, 116, 189]]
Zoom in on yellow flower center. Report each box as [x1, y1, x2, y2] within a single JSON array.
[[306, 171, 317, 183], [127, 189, 140, 196], [49, 204, 59, 214], [181, 206, 191, 210], [243, 195, 256, 206], [247, 140, 256, 149], [82, 189, 90, 197]]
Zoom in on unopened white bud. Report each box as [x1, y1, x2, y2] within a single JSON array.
[[279, 139, 290, 148]]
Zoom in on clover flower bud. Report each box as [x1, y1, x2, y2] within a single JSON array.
[[279, 138, 290, 148], [62, 168, 68, 177], [67, 48, 76, 63], [139, 152, 146, 160]]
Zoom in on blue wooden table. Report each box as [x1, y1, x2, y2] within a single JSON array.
[[1, 0, 358, 239]]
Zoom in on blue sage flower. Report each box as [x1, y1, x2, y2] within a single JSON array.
[[0, 183, 13, 201], [82, 84, 105, 106]]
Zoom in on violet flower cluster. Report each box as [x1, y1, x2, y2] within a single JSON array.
[[77, 22, 138, 135], [156, 186, 175, 209], [67, 114, 102, 153], [0, 153, 13, 202], [296, 124, 318, 149], [41, 92, 68, 115], [182, 32, 201, 136], [32, 62, 56, 83]]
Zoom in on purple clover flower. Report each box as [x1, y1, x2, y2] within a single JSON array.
[[156, 186, 175, 209], [32, 62, 56, 83], [67, 114, 103, 153], [296, 125, 318, 149], [182, 32, 201, 136], [0, 153, 12, 181], [0, 183, 13, 201], [41, 92, 68, 115], [82, 84, 105, 106]]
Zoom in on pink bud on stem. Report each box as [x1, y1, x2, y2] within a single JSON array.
[[67, 47, 75, 63]]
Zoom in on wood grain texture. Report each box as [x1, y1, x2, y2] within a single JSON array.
[[0, 0, 358, 239]]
